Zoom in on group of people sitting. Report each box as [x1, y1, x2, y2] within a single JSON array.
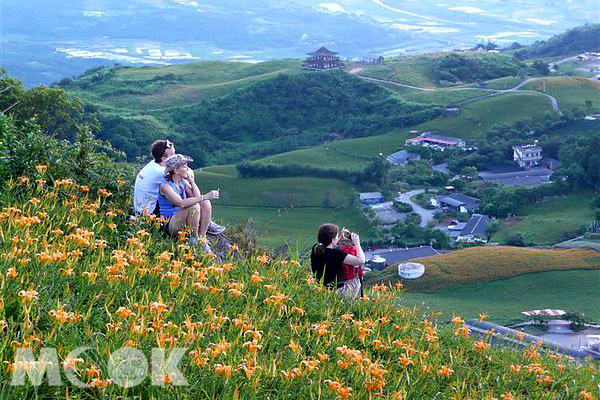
[[133, 140, 224, 254], [133, 140, 365, 296]]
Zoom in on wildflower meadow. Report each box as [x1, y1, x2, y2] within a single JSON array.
[[0, 171, 597, 399]]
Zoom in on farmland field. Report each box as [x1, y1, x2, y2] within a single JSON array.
[[401, 269, 600, 324], [366, 246, 600, 293], [491, 191, 596, 245]]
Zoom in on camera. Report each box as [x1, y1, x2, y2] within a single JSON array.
[[342, 230, 352, 240]]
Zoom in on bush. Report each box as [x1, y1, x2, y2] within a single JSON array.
[[505, 233, 527, 247], [393, 200, 413, 213]]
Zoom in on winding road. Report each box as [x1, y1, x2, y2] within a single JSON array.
[[394, 189, 435, 227], [348, 69, 562, 114]]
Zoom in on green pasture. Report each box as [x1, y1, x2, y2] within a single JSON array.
[[401, 269, 600, 324], [196, 165, 356, 208], [400, 88, 490, 105], [483, 76, 524, 89], [412, 92, 554, 139], [69, 60, 301, 111], [491, 191, 596, 245], [522, 77, 600, 113], [214, 205, 372, 250], [352, 57, 437, 88], [252, 129, 414, 170]]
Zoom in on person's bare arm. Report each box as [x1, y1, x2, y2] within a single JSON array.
[[161, 183, 218, 208], [185, 169, 201, 198], [342, 233, 366, 266]]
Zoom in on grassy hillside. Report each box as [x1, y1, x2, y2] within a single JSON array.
[[4, 176, 594, 398], [514, 24, 600, 59], [62, 60, 303, 111], [523, 77, 600, 113], [411, 92, 554, 138], [491, 192, 597, 245], [366, 246, 600, 293], [353, 52, 527, 88], [401, 269, 600, 324], [196, 165, 371, 248], [70, 68, 438, 164]]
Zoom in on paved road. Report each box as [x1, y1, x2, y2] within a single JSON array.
[[348, 71, 562, 114], [394, 189, 435, 227]]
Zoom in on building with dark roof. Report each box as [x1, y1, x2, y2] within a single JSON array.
[[431, 193, 480, 213], [456, 214, 492, 243], [302, 47, 343, 70], [367, 246, 440, 269], [386, 150, 421, 166], [405, 132, 465, 148]]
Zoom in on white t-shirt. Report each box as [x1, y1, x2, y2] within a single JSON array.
[[133, 161, 166, 214]]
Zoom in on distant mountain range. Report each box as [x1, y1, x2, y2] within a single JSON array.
[[3, 0, 599, 86]]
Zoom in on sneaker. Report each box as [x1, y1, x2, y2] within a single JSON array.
[[207, 221, 226, 235]]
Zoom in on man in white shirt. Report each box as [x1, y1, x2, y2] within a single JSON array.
[[133, 140, 225, 235]]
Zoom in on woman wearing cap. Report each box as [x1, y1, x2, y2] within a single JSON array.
[[157, 154, 220, 254]]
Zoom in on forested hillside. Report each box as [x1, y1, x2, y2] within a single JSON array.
[[514, 24, 600, 59], [89, 70, 439, 164]]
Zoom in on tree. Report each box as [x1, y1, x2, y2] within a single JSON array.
[[532, 60, 550, 76]]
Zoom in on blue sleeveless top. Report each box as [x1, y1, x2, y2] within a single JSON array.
[[158, 180, 187, 218]]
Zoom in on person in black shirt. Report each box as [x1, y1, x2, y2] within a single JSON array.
[[310, 224, 365, 297]]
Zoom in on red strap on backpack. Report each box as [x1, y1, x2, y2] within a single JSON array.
[[338, 243, 363, 280]]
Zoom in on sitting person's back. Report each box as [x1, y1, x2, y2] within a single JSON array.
[[310, 244, 347, 289]]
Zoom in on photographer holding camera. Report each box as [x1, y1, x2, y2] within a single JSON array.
[[310, 223, 365, 299]]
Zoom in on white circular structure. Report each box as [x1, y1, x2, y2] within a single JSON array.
[[397, 262, 425, 279]]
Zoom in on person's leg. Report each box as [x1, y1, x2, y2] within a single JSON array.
[[198, 200, 212, 237], [186, 203, 202, 238], [168, 204, 201, 237]]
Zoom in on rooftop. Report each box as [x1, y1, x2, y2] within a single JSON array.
[[368, 246, 440, 265], [513, 144, 542, 152], [307, 47, 338, 56], [460, 214, 491, 237], [386, 150, 421, 165], [359, 192, 383, 200]]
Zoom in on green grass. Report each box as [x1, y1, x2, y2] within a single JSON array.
[[214, 205, 372, 249], [412, 92, 554, 139], [400, 269, 600, 324], [195, 165, 372, 249], [491, 191, 596, 245], [400, 88, 490, 105], [522, 77, 600, 113], [68, 60, 302, 111], [351, 57, 437, 88], [483, 76, 524, 90], [196, 165, 355, 207], [254, 129, 412, 170]]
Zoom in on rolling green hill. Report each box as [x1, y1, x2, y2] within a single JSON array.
[[491, 191, 597, 246], [522, 77, 600, 113], [514, 24, 600, 59], [66, 67, 438, 164], [353, 52, 528, 88], [61, 60, 303, 111]]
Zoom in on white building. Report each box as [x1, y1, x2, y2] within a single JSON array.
[[513, 143, 542, 169]]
